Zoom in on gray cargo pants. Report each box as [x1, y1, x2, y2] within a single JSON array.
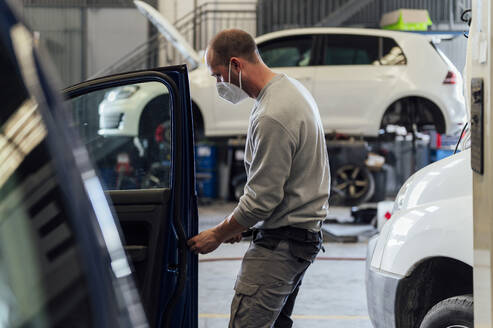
[[228, 239, 312, 328]]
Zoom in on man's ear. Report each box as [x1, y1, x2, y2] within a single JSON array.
[[230, 57, 242, 71]]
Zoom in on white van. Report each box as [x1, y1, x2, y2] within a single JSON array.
[[366, 147, 473, 327]]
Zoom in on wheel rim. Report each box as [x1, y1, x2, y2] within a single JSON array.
[[445, 326, 469, 328], [334, 165, 369, 199]]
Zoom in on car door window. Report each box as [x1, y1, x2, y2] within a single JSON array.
[[258, 35, 313, 67], [68, 82, 172, 190], [380, 37, 407, 65], [322, 34, 379, 65]]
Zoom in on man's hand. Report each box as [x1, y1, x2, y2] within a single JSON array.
[[187, 228, 221, 254], [224, 232, 243, 244], [187, 214, 247, 254]]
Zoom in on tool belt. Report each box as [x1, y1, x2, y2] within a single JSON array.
[[252, 226, 323, 263]]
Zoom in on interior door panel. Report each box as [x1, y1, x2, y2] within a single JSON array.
[[108, 188, 172, 327]]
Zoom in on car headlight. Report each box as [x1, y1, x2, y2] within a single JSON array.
[[392, 176, 414, 214], [105, 85, 140, 101]]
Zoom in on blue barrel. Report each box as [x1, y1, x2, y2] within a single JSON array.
[[195, 144, 217, 199], [195, 145, 217, 171], [196, 171, 217, 199]]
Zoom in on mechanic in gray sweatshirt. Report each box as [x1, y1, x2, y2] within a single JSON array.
[[187, 29, 330, 328]]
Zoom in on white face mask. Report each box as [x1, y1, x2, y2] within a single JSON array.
[[216, 61, 249, 104]]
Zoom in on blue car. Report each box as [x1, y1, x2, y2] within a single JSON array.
[[0, 1, 198, 327]]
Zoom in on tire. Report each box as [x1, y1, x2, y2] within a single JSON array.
[[331, 164, 375, 206], [138, 96, 171, 181], [139, 95, 170, 139], [369, 169, 387, 203], [419, 295, 473, 328]]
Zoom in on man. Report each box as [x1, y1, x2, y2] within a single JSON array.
[[187, 29, 330, 328]]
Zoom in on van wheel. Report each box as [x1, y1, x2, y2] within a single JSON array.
[[419, 295, 473, 328]]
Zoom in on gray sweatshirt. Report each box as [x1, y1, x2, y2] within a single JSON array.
[[232, 74, 330, 232]]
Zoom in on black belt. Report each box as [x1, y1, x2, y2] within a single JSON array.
[[253, 226, 321, 243], [249, 226, 323, 263]]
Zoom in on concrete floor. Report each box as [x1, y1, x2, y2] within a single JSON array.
[[197, 202, 375, 328]]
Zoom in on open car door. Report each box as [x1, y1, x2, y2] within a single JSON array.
[[63, 66, 198, 328]]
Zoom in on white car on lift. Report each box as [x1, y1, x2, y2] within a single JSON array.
[[98, 1, 466, 141]]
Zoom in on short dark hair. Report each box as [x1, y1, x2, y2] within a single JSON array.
[[209, 29, 259, 67]]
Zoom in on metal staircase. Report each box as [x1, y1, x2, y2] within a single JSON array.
[[94, 1, 256, 77]]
